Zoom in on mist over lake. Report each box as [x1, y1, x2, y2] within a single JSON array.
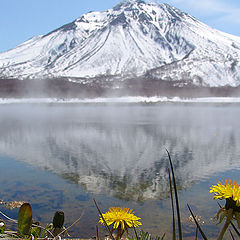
[[0, 103, 240, 238]]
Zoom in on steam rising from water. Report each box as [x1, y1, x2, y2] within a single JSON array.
[[0, 103, 240, 201]]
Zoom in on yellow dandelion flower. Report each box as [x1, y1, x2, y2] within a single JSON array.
[[99, 207, 142, 230], [210, 180, 240, 207]]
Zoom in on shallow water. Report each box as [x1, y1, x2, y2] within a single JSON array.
[[0, 103, 240, 238]]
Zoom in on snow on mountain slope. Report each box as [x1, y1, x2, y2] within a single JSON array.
[[0, 0, 240, 87]]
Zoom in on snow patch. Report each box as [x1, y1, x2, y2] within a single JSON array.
[[1, 97, 240, 104]]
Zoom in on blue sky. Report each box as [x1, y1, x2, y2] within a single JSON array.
[[0, 0, 240, 53]]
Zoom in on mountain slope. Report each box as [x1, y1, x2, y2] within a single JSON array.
[[0, 0, 240, 88]]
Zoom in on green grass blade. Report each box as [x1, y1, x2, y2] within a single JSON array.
[[217, 202, 240, 237], [93, 199, 115, 240], [160, 233, 166, 240], [132, 222, 139, 240], [230, 221, 240, 237], [229, 229, 235, 240], [96, 224, 99, 240], [166, 149, 182, 240], [187, 204, 208, 240], [168, 168, 176, 240], [195, 226, 198, 240]]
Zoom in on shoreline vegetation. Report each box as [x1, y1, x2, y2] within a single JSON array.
[[0, 151, 240, 239]]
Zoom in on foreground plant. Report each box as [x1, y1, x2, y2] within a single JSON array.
[[210, 180, 240, 239], [17, 203, 33, 236], [0, 202, 75, 239], [99, 207, 142, 240], [127, 230, 165, 240]]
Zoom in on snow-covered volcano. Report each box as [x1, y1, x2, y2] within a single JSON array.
[[0, 0, 240, 88]]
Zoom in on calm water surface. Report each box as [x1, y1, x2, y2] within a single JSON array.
[[0, 103, 240, 239]]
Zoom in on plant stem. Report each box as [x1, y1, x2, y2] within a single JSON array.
[[93, 199, 115, 240], [217, 209, 233, 240], [116, 226, 123, 240], [168, 168, 176, 240], [166, 150, 182, 240]]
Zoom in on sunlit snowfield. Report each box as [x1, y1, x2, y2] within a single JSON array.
[[0, 102, 240, 238]]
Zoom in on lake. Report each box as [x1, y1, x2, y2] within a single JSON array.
[[0, 103, 240, 239]]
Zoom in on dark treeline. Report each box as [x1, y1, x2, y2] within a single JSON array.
[[0, 77, 240, 98]]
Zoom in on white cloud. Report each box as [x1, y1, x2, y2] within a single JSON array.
[[165, 0, 240, 23]]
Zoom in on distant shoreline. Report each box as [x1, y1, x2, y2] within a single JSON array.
[[1, 96, 240, 104]]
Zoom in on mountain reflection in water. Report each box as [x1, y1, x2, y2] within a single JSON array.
[[0, 104, 240, 203]]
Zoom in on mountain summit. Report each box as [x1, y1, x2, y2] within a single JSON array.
[[0, 0, 240, 95]]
